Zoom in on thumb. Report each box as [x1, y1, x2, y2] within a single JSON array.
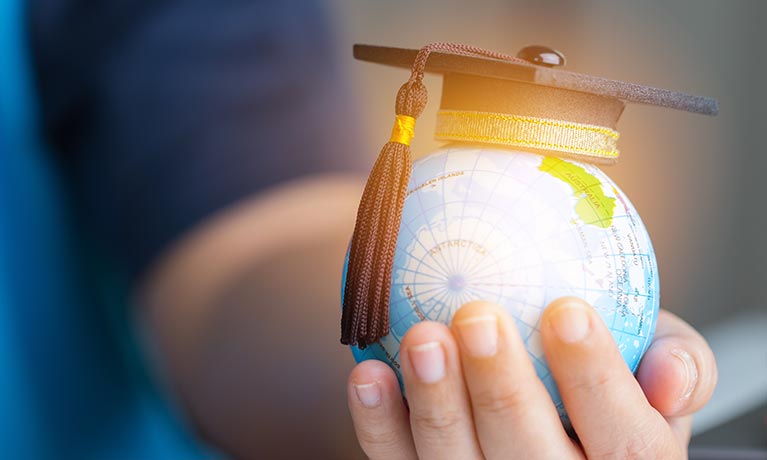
[[636, 309, 717, 417]]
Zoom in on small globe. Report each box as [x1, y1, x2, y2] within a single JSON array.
[[342, 145, 659, 422]]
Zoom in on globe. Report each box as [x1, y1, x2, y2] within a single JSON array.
[[342, 144, 659, 421]]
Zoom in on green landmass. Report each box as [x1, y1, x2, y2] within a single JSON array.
[[539, 157, 615, 228]]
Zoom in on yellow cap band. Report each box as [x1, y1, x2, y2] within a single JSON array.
[[389, 114, 416, 145], [435, 110, 620, 160]]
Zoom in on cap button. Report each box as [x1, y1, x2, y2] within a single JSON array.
[[517, 45, 566, 67]]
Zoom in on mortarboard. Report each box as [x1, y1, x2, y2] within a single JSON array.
[[340, 42, 718, 348]]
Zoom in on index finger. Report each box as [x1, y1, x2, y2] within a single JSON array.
[[541, 297, 681, 459]]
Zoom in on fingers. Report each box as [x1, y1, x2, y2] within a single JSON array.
[[542, 297, 683, 459], [347, 360, 418, 460], [450, 301, 584, 460], [400, 321, 484, 460], [636, 309, 718, 417], [350, 301, 705, 460]]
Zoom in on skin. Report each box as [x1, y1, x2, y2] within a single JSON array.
[[138, 175, 716, 458], [348, 299, 717, 460], [139, 175, 369, 458]]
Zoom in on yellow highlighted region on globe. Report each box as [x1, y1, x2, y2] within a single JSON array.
[[539, 156, 616, 228]]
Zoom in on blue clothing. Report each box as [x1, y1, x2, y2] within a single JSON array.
[[2, 1, 212, 458], [1, 0, 362, 458], [29, 0, 364, 281]]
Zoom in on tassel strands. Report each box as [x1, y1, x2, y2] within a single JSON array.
[[340, 82, 425, 348], [341, 43, 530, 348]]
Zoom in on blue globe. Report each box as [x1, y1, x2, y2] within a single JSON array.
[[343, 145, 659, 421]]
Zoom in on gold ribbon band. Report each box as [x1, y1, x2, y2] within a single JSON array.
[[389, 114, 416, 145], [435, 110, 620, 160]]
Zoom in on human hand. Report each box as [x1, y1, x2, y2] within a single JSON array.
[[346, 297, 717, 459]]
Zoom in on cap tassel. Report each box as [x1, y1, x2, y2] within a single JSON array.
[[341, 82, 426, 348], [341, 43, 529, 348]]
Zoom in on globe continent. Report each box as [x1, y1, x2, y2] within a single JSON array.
[[343, 145, 659, 421]]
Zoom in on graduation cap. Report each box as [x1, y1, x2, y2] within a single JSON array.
[[340, 42, 718, 348]]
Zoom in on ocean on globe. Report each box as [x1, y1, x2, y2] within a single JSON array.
[[342, 144, 659, 421]]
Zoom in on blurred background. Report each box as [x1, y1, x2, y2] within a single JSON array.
[[1, 0, 764, 458], [325, 0, 766, 451]]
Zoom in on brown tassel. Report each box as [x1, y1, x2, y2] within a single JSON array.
[[341, 81, 427, 348], [341, 43, 528, 348]]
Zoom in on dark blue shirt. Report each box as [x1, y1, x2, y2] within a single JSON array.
[[30, 0, 365, 280], [0, 0, 363, 458]]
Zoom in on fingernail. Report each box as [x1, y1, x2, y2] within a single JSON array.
[[409, 341, 446, 384], [670, 348, 698, 402], [354, 382, 381, 408], [549, 303, 591, 343], [455, 315, 498, 357]]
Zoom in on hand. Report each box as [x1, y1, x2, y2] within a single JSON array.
[[346, 298, 717, 459]]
